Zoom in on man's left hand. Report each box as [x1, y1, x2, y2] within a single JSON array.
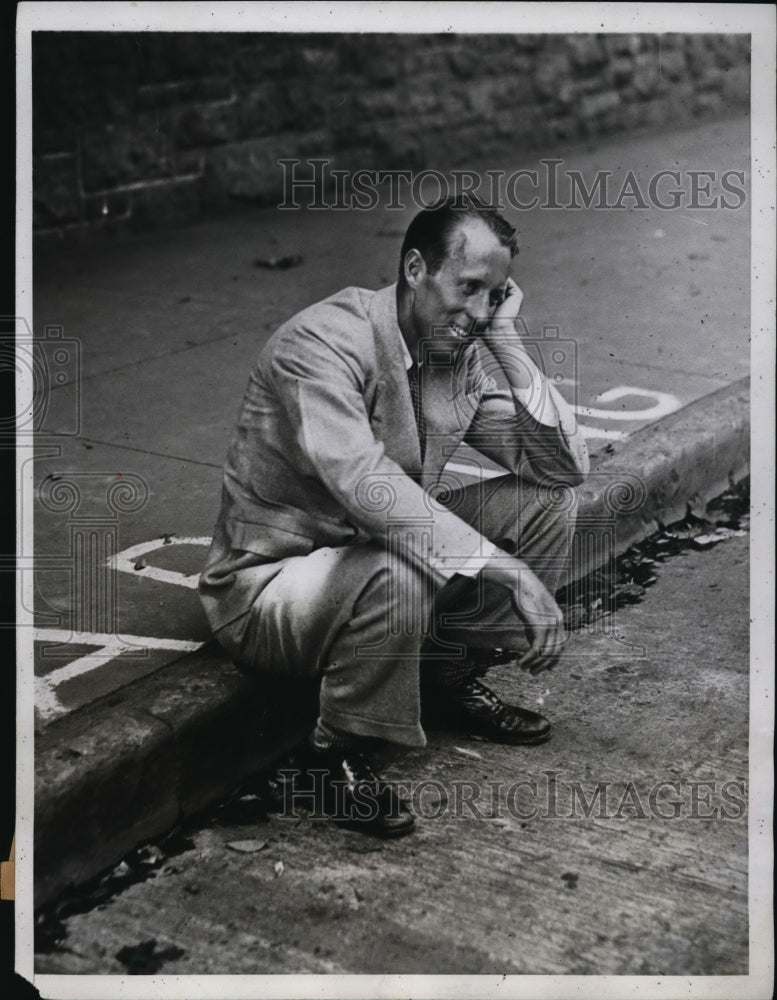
[[488, 277, 524, 333], [481, 278, 536, 391]]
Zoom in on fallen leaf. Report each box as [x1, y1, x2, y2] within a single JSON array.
[[536, 687, 551, 707], [137, 844, 165, 866], [106, 860, 131, 881], [614, 582, 646, 603], [226, 839, 268, 854], [692, 534, 724, 548]]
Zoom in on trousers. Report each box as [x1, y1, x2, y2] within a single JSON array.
[[213, 475, 577, 747]]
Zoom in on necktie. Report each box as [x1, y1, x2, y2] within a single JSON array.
[[407, 363, 426, 461]]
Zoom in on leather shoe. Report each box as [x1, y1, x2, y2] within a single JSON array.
[[423, 677, 551, 745], [301, 748, 415, 837]]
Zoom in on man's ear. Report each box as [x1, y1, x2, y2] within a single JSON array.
[[403, 249, 426, 289]]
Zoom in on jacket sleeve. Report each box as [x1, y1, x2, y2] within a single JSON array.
[[268, 323, 497, 582], [463, 365, 589, 486]]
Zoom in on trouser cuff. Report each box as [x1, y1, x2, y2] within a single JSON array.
[[321, 706, 427, 748]]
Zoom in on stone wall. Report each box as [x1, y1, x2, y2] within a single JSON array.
[[32, 32, 750, 238]]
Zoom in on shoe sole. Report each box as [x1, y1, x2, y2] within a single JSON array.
[[470, 728, 552, 746], [423, 716, 552, 746]]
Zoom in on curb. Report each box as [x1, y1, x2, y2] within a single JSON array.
[[35, 650, 319, 907], [565, 376, 750, 583], [34, 377, 750, 908]]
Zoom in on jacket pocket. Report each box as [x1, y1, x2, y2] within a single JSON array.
[[228, 518, 315, 559]]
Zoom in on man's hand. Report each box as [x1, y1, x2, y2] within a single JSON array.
[[489, 277, 524, 330], [481, 278, 537, 393], [481, 554, 567, 674]]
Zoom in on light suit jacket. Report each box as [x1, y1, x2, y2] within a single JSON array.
[[199, 283, 586, 632]]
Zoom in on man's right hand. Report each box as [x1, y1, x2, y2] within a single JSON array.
[[481, 555, 567, 674]]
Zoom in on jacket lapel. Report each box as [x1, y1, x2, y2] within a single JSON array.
[[419, 353, 474, 488], [369, 285, 422, 472]]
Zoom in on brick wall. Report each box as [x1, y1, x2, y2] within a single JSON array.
[[32, 32, 750, 238]]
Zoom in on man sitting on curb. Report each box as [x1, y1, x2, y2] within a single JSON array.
[[199, 196, 589, 837]]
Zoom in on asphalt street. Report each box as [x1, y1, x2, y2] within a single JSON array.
[[29, 114, 750, 725]]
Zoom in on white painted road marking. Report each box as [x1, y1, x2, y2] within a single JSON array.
[[577, 425, 627, 440], [572, 384, 681, 441], [34, 628, 205, 722], [108, 535, 212, 589], [574, 385, 681, 422]]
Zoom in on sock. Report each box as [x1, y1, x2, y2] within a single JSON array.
[[421, 658, 487, 691], [309, 718, 361, 752]]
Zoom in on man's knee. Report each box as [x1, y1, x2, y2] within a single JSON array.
[[522, 481, 579, 535], [353, 546, 437, 638], [479, 476, 578, 552]]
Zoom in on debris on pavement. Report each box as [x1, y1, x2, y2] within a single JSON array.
[[557, 477, 749, 632], [226, 839, 268, 854], [136, 844, 165, 866], [253, 254, 304, 270], [560, 872, 579, 890], [116, 938, 186, 974], [612, 581, 646, 602], [274, 860, 285, 877], [453, 746, 482, 759], [133, 559, 147, 571], [34, 829, 195, 955], [692, 534, 726, 548]]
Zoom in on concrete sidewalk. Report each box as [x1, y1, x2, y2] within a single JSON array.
[[30, 115, 751, 904]]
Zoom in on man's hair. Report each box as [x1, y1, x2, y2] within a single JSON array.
[[398, 195, 518, 280]]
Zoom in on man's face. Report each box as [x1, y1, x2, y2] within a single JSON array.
[[408, 218, 513, 356]]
